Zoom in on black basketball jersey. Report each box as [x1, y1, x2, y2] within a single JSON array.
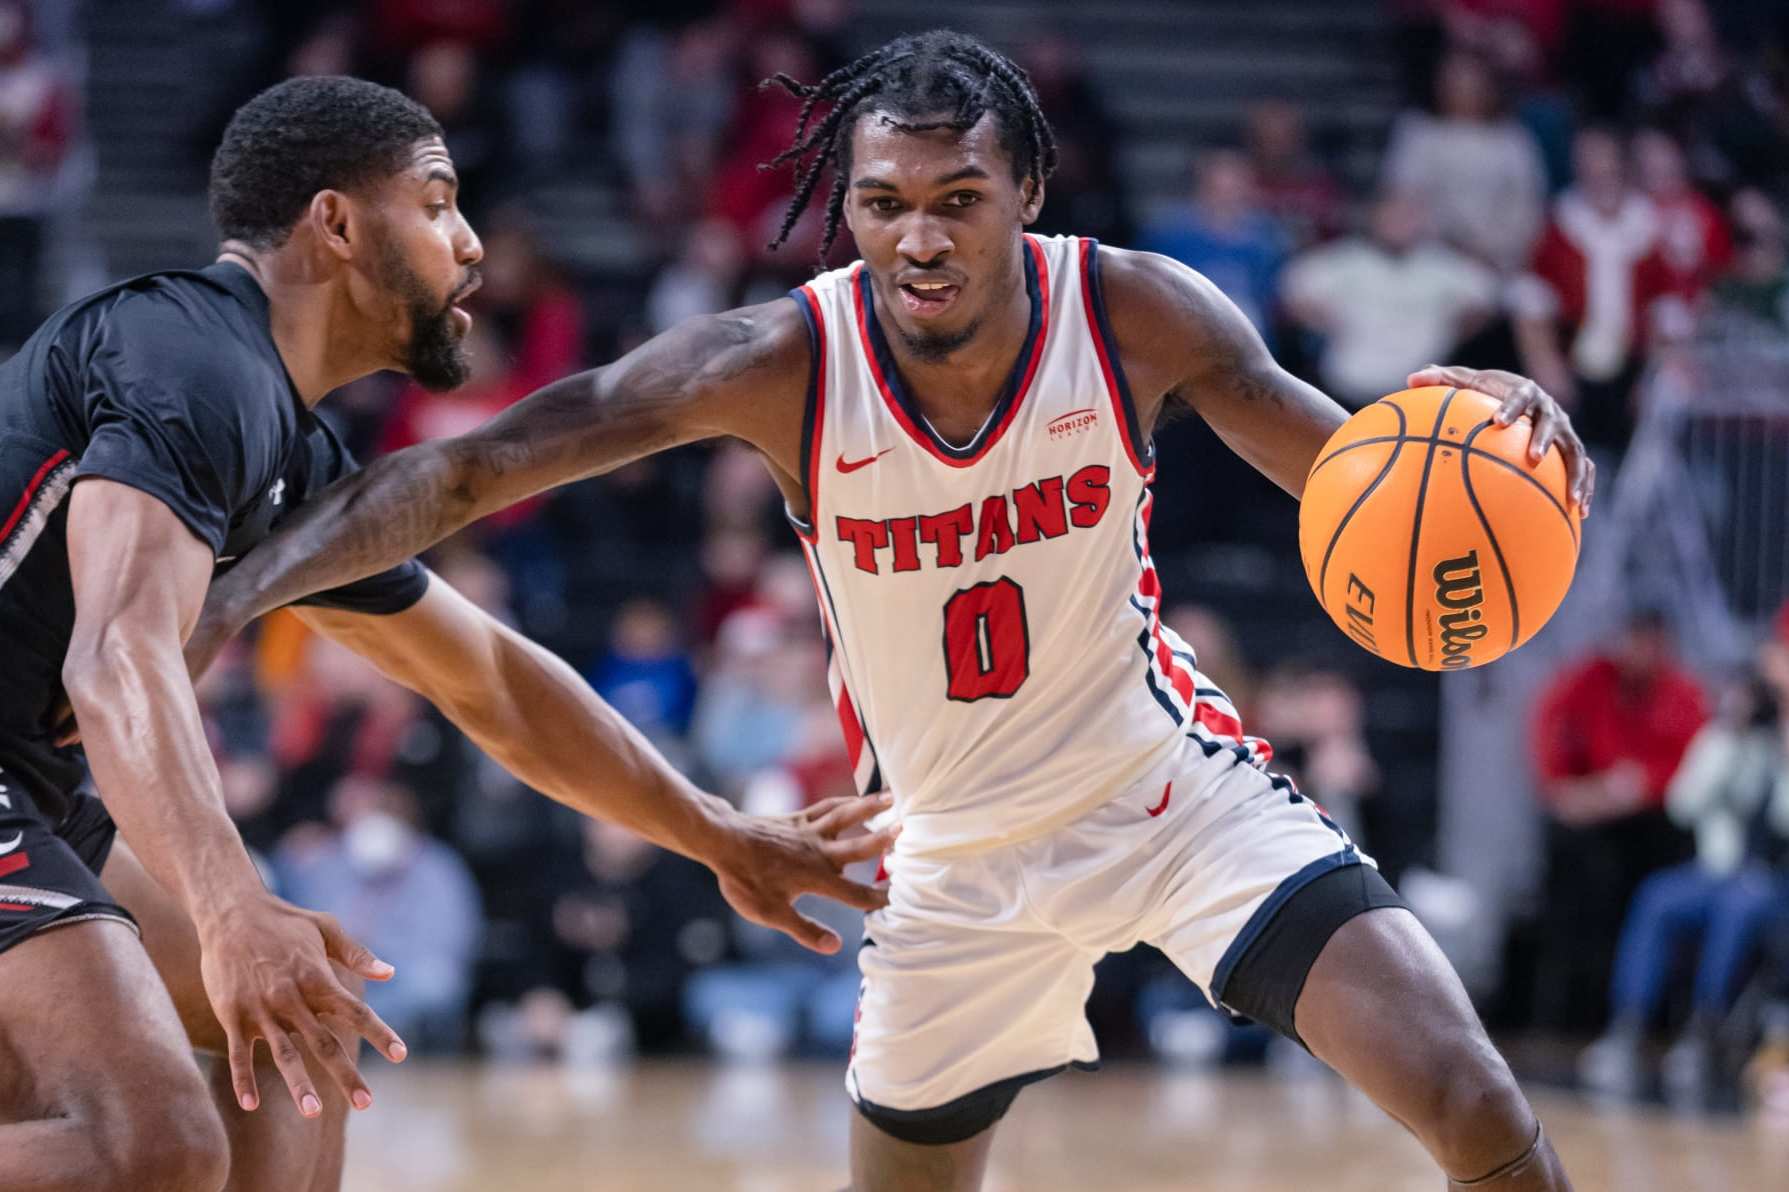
[[0, 260, 426, 758]]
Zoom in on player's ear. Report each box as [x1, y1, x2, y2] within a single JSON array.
[[1018, 177, 1045, 226], [311, 190, 355, 261]]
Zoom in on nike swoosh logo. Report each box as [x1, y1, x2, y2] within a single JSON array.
[[1146, 781, 1173, 818], [0, 832, 23, 856], [836, 449, 894, 474]]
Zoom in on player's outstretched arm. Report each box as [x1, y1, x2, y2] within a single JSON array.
[[62, 479, 407, 1118], [188, 299, 810, 672], [296, 579, 895, 953], [1098, 248, 1594, 514]]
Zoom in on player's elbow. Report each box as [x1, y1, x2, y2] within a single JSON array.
[[61, 621, 165, 714], [61, 627, 115, 707]]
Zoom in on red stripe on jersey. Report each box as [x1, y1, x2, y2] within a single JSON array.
[[835, 682, 866, 767], [1132, 488, 1196, 706], [0, 902, 34, 912], [1192, 700, 1244, 740], [853, 236, 1051, 469], [0, 852, 29, 879], [1078, 239, 1152, 479], [795, 284, 826, 543], [0, 449, 71, 545], [798, 543, 869, 771], [1158, 642, 1190, 699], [1130, 468, 1271, 757]]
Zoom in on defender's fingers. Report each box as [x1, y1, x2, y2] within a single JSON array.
[[820, 824, 901, 866], [293, 1010, 371, 1111], [812, 795, 894, 837], [314, 1010, 375, 1110], [807, 791, 893, 825], [260, 1015, 323, 1118], [224, 1017, 260, 1112], [315, 914, 395, 982], [816, 872, 891, 913], [310, 975, 407, 1064], [761, 903, 842, 954]]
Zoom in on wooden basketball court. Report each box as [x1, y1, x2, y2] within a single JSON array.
[[340, 1059, 1787, 1191]]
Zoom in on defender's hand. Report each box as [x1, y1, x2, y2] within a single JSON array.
[[712, 792, 900, 953], [1408, 364, 1596, 516], [196, 892, 407, 1116]]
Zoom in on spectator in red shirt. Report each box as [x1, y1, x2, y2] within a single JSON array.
[[1528, 609, 1709, 1032], [1534, 611, 1710, 821], [366, 0, 510, 62], [1634, 128, 1731, 304], [705, 27, 805, 234], [1512, 128, 1678, 452]]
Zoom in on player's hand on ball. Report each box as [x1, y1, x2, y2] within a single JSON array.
[[712, 792, 899, 954], [196, 891, 408, 1117], [1408, 364, 1596, 516]]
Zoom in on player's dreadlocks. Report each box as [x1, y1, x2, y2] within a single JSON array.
[[762, 30, 1059, 259]]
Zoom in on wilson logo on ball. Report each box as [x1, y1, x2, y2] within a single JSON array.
[[1299, 387, 1580, 671], [1432, 550, 1489, 669]]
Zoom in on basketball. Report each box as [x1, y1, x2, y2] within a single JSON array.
[[1298, 386, 1581, 671]]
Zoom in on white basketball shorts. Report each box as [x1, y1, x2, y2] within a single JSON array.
[[845, 736, 1386, 1136]]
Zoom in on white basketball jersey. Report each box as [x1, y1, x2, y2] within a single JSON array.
[[789, 234, 1271, 855]]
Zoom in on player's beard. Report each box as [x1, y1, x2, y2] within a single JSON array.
[[378, 239, 472, 391]]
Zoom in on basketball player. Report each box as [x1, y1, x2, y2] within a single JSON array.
[[0, 77, 893, 1192], [195, 34, 1596, 1191]]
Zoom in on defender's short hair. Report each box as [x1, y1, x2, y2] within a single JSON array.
[[208, 76, 443, 249]]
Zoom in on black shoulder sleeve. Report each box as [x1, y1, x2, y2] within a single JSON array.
[[281, 418, 431, 616], [72, 300, 272, 554]]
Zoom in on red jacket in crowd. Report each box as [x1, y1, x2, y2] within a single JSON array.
[[1532, 654, 1709, 813]]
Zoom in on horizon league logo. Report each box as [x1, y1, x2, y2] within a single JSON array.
[[1432, 550, 1489, 669]]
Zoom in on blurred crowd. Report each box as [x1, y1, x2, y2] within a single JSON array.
[[1526, 604, 1789, 1109], [1, 0, 1787, 1103]]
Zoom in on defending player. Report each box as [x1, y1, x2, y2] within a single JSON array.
[[194, 35, 1594, 1192], [0, 77, 893, 1192]]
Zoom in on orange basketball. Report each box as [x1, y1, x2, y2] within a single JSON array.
[[1298, 386, 1581, 671]]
